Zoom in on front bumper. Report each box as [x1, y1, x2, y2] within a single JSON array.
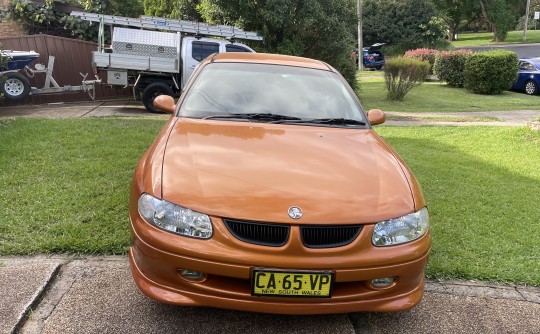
[[129, 213, 431, 314]]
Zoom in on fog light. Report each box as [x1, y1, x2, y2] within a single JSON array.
[[371, 277, 395, 289], [178, 269, 206, 282]]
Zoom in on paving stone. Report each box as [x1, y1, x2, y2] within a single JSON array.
[[442, 284, 525, 301], [518, 286, 540, 304], [40, 260, 354, 334], [0, 257, 63, 334], [366, 292, 540, 334]]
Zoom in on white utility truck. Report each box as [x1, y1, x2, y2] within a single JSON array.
[[70, 11, 263, 112]]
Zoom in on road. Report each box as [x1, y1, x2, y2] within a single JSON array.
[[465, 43, 540, 58]]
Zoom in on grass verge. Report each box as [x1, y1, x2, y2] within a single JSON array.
[[0, 117, 166, 254], [358, 71, 540, 112], [386, 115, 501, 122], [451, 30, 540, 48], [376, 126, 540, 285], [1, 119, 539, 286]]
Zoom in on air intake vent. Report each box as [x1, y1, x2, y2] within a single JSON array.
[[223, 219, 289, 247], [301, 225, 362, 248]]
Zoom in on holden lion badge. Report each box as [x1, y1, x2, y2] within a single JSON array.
[[288, 206, 303, 219]]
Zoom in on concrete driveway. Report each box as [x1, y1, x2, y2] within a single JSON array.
[[1, 256, 539, 334], [0, 100, 160, 119]]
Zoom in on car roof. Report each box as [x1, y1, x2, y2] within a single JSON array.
[[521, 57, 540, 63], [210, 52, 333, 71]]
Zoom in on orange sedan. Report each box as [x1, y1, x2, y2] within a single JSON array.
[[129, 53, 431, 314]]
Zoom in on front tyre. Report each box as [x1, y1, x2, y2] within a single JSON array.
[[0, 72, 31, 101], [525, 80, 538, 95], [142, 82, 174, 113]]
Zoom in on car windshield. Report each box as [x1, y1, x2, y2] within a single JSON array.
[[179, 63, 366, 124]]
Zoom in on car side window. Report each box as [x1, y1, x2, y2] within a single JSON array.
[[519, 61, 535, 71], [192, 42, 220, 61], [225, 45, 251, 53]]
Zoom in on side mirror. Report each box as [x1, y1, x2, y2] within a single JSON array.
[[367, 109, 386, 125], [153, 95, 176, 114]]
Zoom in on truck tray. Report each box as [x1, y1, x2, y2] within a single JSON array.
[[93, 52, 179, 73], [112, 28, 178, 59]]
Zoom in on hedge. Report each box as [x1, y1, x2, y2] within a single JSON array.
[[434, 49, 473, 88], [464, 50, 518, 95], [404, 48, 439, 75]]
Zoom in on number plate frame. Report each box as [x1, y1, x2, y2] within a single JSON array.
[[251, 268, 334, 298]]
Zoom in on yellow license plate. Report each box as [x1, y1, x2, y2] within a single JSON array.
[[252, 269, 334, 298]]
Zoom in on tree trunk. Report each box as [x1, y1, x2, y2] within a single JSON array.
[[448, 24, 456, 41], [478, 0, 499, 42]]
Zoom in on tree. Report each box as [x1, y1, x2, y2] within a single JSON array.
[[6, 0, 144, 41], [194, 0, 359, 87], [144, 0, 202, 20], [363, 0, 444, 48], [478, 0, 522, 41], [433, 0, 479, 41], [81, 0, 144, 18]]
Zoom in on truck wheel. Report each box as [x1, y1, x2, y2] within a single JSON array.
[[0, 72, 31, 101], [142, 83, 174, 113]]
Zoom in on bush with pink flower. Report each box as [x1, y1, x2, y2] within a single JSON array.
[[404, 48, 439, 75]]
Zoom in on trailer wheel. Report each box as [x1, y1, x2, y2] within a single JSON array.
[[0, 72, 31, 101], [142, 83, 174, 113]]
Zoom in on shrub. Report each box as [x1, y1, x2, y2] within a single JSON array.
[[464, 50, 518, 95], [404, 48, 439, 75], [434, 49, 473, 88], [384, 57, 430, 101]]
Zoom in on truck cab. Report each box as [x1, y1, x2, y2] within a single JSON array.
[[181, 37, 254, 87]]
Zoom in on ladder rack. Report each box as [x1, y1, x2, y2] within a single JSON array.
[[140, 15, 245, 31], [70, 11, 263, 41]]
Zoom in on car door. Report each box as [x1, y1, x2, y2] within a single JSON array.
[[514, 60, 534, 90]]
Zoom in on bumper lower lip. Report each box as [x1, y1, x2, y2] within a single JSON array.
[[129, 247, 427, 314]]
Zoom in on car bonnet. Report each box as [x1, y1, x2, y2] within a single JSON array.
[[161, 118, 416, 225]]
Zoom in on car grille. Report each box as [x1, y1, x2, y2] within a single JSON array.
[[223, 219, 289, 247], [300, 225, 363, 248]]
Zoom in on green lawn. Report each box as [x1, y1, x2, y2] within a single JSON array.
[[358, 71, 540, 112], [0, 118, 539, 286], [376, 126, 540, 285], [0, 117, 166, 254], [452, 30, 540, 48]]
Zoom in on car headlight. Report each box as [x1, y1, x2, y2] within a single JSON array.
[[372, 207, 429, 246], [138, 193, 212, 239]]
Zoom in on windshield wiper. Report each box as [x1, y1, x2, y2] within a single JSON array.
[[273, 118, 367, 126], [202, 113, 303, 122]]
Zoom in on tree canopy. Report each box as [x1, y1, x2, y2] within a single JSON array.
[[432, 0, 479, 41], [194, 0, 359, 87], [363, 0, 445, 49], [433, 0, 524, 42], [6, 0, 144, 40]]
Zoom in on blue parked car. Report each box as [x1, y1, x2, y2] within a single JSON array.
[[363, 43, 385, 69], [512, 58, 540, 95]]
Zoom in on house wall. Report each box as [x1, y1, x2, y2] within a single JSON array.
[[0, 0, 27, 38]]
